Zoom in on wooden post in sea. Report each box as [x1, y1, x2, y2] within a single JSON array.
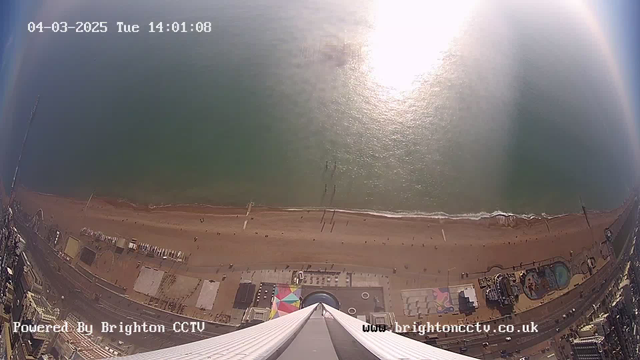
[[83, 193, 94, 211], [246, 201, 253, 217], [579, 196, 591, 229], [580, 196, 595, 242], [321, 184, 327, 206], [243, 200, 253, 230]]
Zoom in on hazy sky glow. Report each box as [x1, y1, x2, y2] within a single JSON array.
[[571, 0, 640, 173]]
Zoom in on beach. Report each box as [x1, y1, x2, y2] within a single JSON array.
[[13, 185, 636, 336], [15, 186, 626, 278]]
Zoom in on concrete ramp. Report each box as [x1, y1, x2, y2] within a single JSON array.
[[196, 280, 220, 310], [133, 267, 164, 297]]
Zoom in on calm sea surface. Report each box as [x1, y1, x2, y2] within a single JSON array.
[[2, 0, 636, 215]]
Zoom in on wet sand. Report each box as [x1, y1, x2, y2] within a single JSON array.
[[15, 186, 628, 277]]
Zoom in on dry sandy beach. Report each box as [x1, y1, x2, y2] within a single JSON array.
[[15, 186, 627, 280]]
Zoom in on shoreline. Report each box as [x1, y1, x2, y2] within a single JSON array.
[[15, 184, 633, 330], [16, 184, 630, 269], [20, 185, 633, 224]]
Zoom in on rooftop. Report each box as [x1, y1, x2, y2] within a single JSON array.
[[53, 321, 113, 359], [572, 335, 605, 344], [26, 292, 57, 319]]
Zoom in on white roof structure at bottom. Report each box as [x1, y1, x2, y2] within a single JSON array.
[[112, 304, 318, 360], [112, 303, 475, 360], [323, 304, 473, 360]]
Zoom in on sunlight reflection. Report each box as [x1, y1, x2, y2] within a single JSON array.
[[366, 0, 478, 97]]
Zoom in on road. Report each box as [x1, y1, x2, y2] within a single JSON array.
[[426, 259, 614, 357], [437, 210, 637, 359], [17, 221, 237, 354], [464, 259, 620, 358]]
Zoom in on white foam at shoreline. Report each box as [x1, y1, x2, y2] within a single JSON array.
[[280, 207, 571, 220], [147, 202, 575, 221], [24, 188, 618, 221]]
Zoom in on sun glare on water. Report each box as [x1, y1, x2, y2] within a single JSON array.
[[366, 0, 478, 97]]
